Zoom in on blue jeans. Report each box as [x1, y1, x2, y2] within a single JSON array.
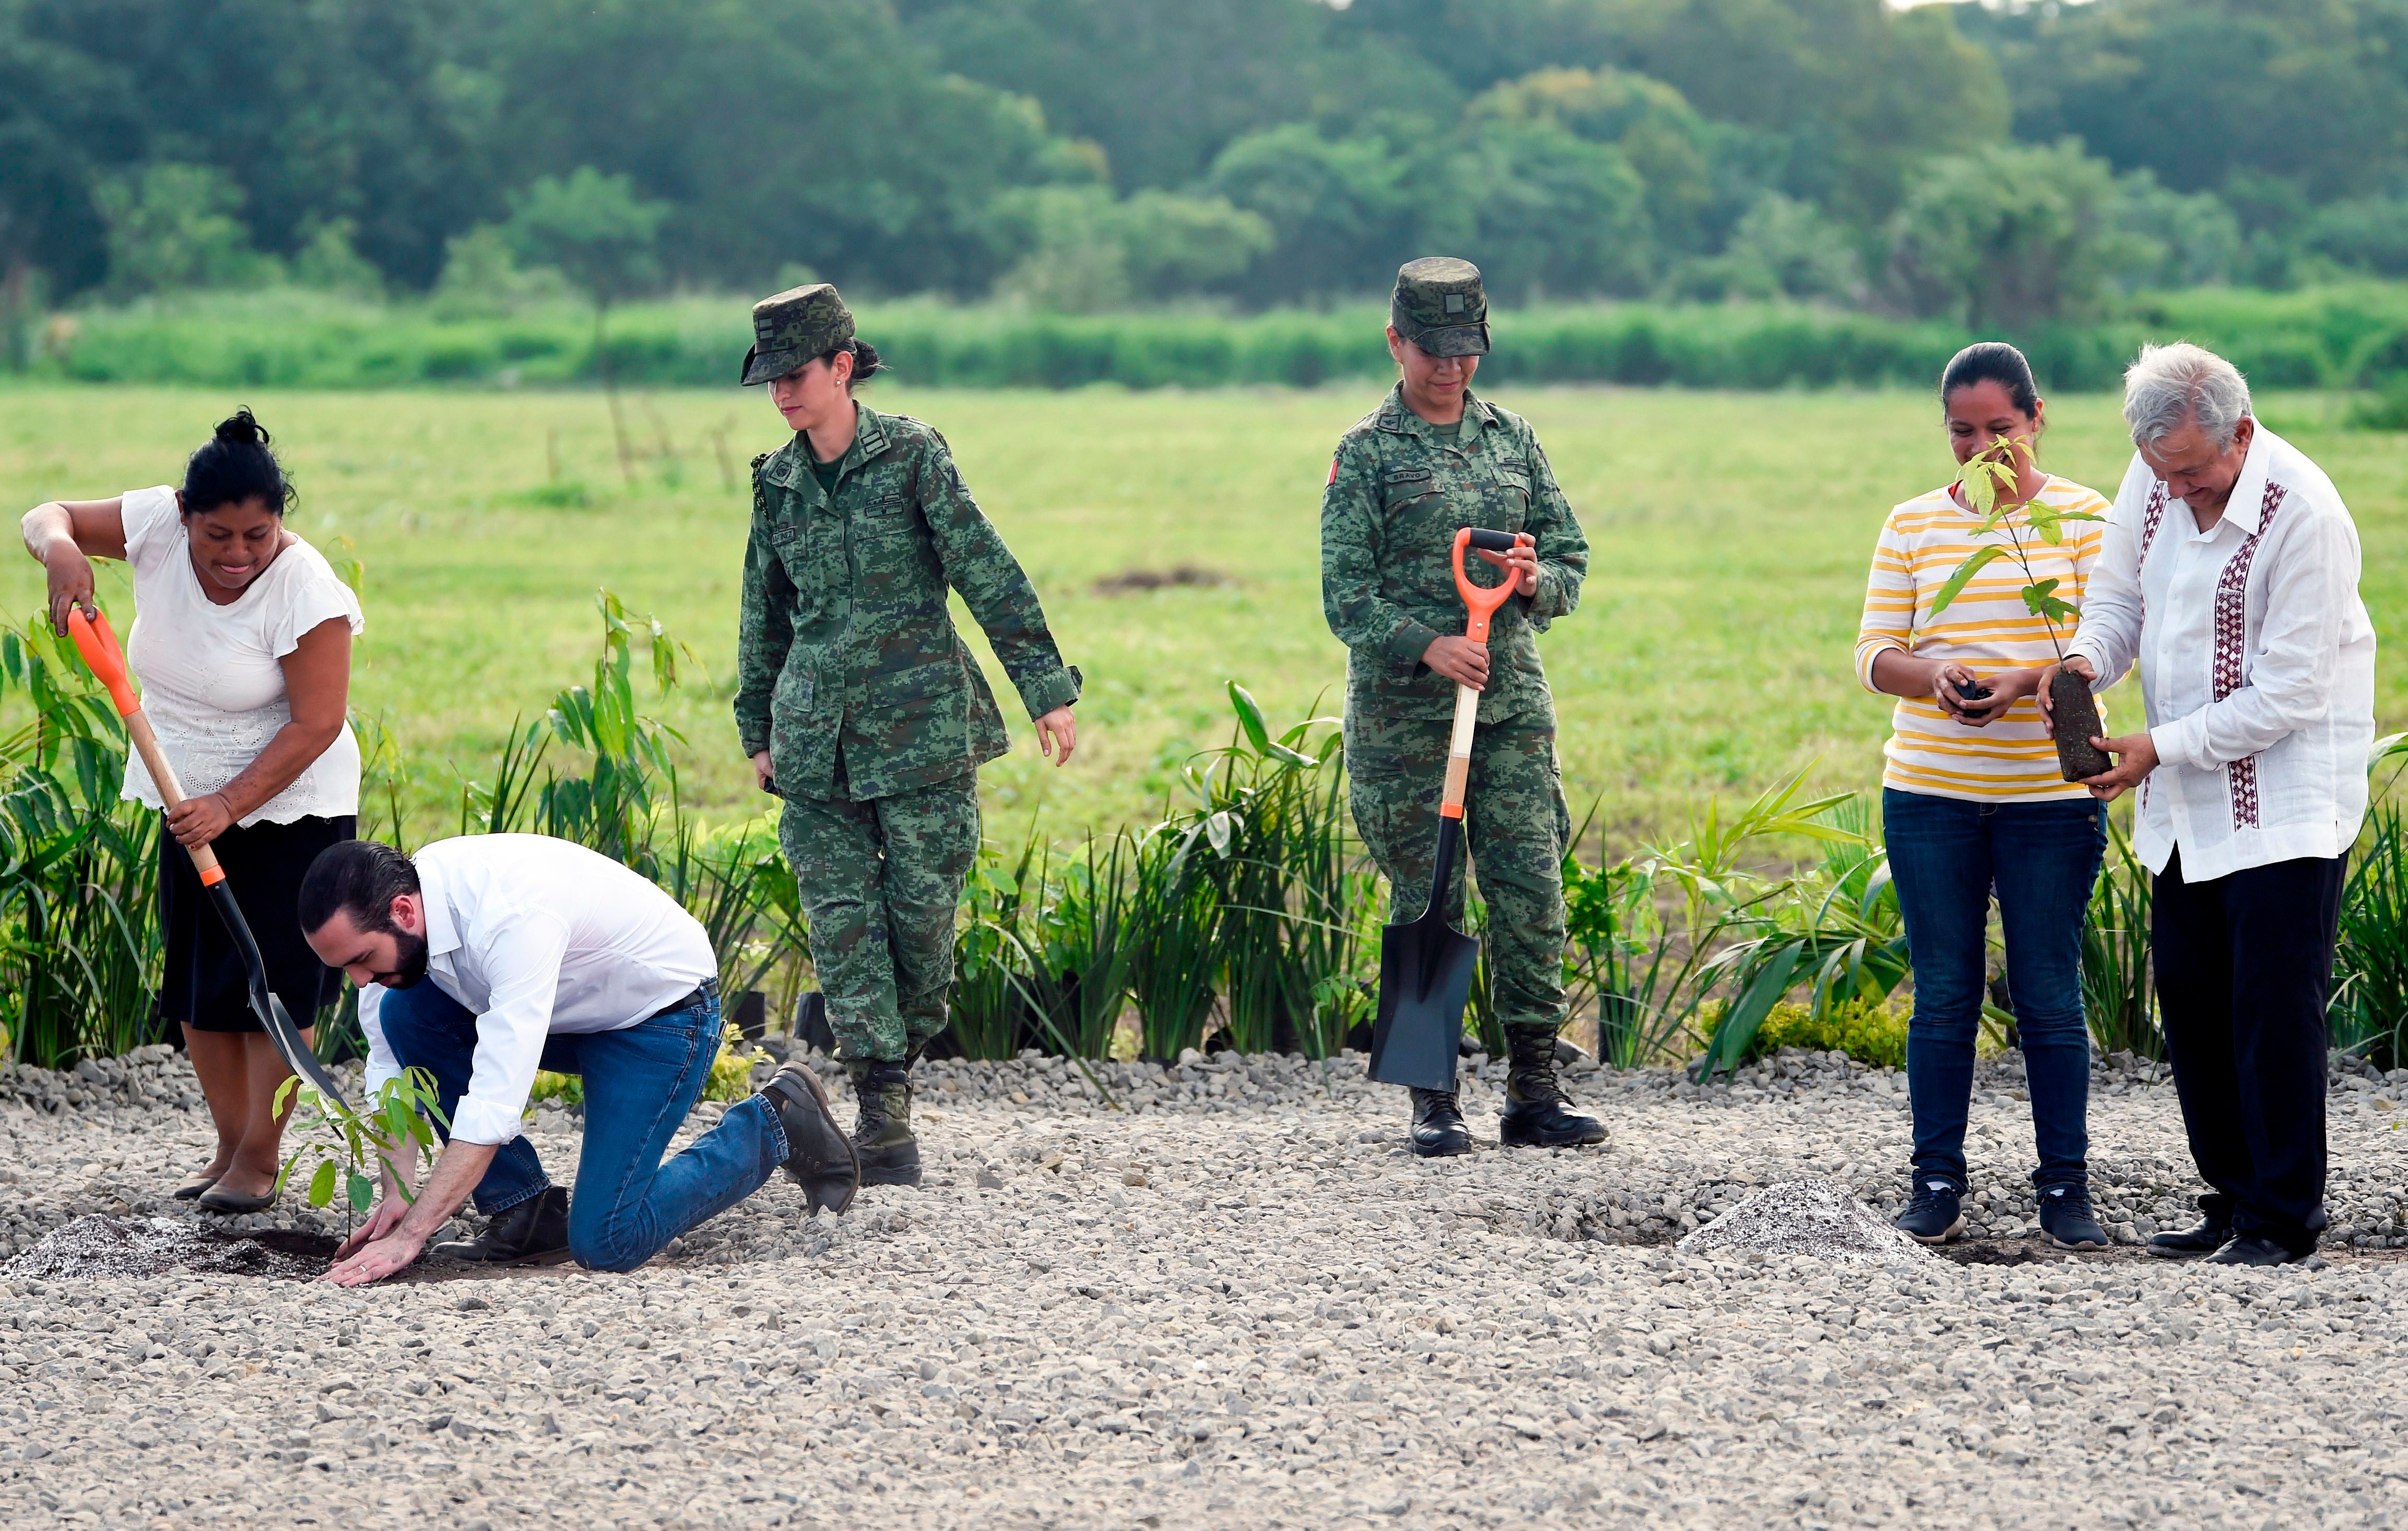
[[1882, 789, 2104, 1192], [373, 981, 790, 1272]]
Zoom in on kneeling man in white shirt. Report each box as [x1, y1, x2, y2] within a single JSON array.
[[299, 834, 859, 1284], [2049, 342, 2375, 1268]]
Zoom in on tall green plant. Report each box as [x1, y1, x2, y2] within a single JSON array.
[[1127, 816, 1224, 1061], [1186, 685, 1363, 1058], [2082, 818, 2162, 1060], [2335, 794, 2408, 1071], [0, 613, 161, 1066]]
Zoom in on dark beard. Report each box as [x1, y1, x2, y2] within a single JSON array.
[[371, 928, 430, 989]]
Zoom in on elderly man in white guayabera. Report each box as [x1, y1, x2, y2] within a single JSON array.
[[2042, 342, 2377, 1269]]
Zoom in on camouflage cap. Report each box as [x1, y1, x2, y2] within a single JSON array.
[[1390, 257, 1489, 357], [740, 283, 856, 386]]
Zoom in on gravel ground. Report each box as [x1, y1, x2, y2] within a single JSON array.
[[2, 1042, 2405, 1529]]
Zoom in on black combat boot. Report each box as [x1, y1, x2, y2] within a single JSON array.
[[1408, 1087, 1471, 1158], [761, 1063, 859, 1215], [847, 1060, 923, 1187], [1497, 1026, 1608, 1148], [431, 1185, 571, 1265]]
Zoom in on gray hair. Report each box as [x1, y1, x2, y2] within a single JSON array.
[[2122, 342, 2252, 449]]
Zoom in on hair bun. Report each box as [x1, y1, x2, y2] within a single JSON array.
[[214, 407, 270, 448]]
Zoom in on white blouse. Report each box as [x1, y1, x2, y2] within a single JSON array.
[[2065, 427, 2377, 882], [117, 485, 366, 824]]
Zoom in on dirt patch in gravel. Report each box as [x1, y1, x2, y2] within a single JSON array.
[[1, 1214, 590, 1285], [1677, 1177, 1943, 1266], [4, 1215, 336, 1281]]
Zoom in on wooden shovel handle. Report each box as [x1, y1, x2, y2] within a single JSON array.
[[65, 607, 226, 885]]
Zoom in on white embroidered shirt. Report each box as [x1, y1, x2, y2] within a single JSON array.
[[2065, 426, 2377, 882]]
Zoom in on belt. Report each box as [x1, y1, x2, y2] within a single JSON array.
[[650, 976, 718, 1022]]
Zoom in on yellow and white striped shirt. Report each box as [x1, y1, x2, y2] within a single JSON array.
[[1855, 474, 2110, 802]]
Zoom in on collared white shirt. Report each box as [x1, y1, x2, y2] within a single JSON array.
[[2066, 425, 2376, 882], [358, 835, 716, 1145]]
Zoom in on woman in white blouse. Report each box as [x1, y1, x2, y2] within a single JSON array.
[[20, 409, 364, 1214]]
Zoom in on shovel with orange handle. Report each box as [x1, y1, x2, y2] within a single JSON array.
[[1367, 527, 1525, 1091], [65, 606, 350, 1106]]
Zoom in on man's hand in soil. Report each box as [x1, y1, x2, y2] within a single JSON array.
[[1472, 532, 1540, 597], [1424, 635, 1491, 690], [322, 1139, 497, 1286], [2035, 656, 2098, 728], [2080, 730, 2159, 803]]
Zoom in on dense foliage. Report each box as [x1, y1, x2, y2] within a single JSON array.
[[36, 283, 2408, 396], [7, 0, 2408, 327]]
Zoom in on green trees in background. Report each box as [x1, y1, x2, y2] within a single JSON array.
[[7, 0, 2408, 324]]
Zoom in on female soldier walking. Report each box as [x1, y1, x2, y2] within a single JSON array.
[[735, 284, 1080, 1186], [1321, 257, 1605, 1157]]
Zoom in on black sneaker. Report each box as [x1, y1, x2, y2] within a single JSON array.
[[2038, 1183, 2109, 1250], [1895, 1179, 1965, 1244]]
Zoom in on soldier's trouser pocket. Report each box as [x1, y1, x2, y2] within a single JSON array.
[[777, 774, 981, 1063]]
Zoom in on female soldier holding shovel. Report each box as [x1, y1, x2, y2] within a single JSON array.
[[734, 284, 1081, 1187], [1321, 257, 1606, 1158]]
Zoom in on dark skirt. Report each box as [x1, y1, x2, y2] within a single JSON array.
[[156, 813, 356, 1035]]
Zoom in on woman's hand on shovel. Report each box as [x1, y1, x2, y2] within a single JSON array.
[[1471, 531, 1540, 596], [166, 791, 237, 848]]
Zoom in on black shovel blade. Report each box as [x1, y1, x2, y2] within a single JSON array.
[[205, 879, 349, 1107], [1369, 909, 1479, 1091]]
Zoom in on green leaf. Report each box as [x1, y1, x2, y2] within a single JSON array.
[[348, 1171, 375, 1213], [1928, 546, 2006, 618], [274, 1076, 301, 1114], [2019, 578, 2061, 617], [308, 1159, 338, 1208], [1226, 682, 1273, 757], [2037, 597, 2079, 625], [2026, 502, 2064, 545]]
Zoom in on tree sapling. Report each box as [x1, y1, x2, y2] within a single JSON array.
[[1928, 436, 2110, 781], [274, 1067, 450, 1234]]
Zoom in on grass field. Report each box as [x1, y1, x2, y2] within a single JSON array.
[[4, 383, 2405, 847]]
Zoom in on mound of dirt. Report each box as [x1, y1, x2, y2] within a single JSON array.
[[4, 1215, 334, 1281], [1676, 1177, 1942, 1267]]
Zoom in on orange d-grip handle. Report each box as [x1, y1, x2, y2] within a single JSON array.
[[65, 607, 139, 718], [1451, 527, 1521, 645], [65, 607, 225, 886]]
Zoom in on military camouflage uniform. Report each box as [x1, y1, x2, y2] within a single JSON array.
[[736, 288, 1078, 1065], [1321, 265, 1589, 1040]]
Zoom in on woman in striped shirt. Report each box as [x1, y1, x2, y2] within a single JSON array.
[[1855, 342, 2111, 1251]]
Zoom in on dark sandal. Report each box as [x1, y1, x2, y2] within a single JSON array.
[[172, 1176, 220, 1201], [195, 1185, 276, 1215]]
